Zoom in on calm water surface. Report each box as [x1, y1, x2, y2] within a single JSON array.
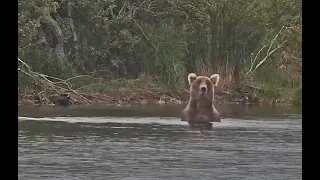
[[18, 104, 302, 180]]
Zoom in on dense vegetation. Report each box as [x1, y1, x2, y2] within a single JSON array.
[[18, 0, 302, 105]]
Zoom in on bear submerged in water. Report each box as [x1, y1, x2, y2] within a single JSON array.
[[181, 73, 221, 127]]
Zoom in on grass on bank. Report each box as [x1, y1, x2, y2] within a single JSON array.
[[18, 66, 302, 105], [190, 59, 301, 105], [18, 69, 189, 105]]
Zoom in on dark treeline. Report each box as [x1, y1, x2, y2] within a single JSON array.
[[18, 0, 301, 104]]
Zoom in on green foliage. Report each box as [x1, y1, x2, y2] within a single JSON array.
[[18, 0, 302, 104]]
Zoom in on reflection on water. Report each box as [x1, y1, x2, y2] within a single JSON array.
[[18, 104, 302, 180], [18, 103, 302, 118]]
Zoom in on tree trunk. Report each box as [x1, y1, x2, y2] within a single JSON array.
[[40, 15, 67, 67], [68, 0, 82, 70]]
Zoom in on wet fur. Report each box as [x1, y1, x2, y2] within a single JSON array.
[[182, 73, 221, 124]]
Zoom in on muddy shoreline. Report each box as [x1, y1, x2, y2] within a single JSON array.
[[18, 88, 288, 107]]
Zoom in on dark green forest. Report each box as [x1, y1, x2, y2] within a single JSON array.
[[18, 0, 301, 105]]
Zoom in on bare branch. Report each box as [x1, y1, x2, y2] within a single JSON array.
[[134, 19, 156, 49], [117, 0, 128, 18], [252, 42, 286, 72], [18, 58, 92, 104], [19, 39, 46, 50], [246, 26, 286, 75], [247, 45, 267, 74]]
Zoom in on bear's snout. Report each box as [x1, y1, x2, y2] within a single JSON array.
[[199, 84, 208, 94], [200, 87, 207, 92]]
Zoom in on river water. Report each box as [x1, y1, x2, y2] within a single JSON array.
[[18, 104, 302, 180]]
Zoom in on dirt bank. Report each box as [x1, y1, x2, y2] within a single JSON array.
[[18, 87, 279, 107]]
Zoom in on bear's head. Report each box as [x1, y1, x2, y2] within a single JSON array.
[[187, 73, 220, 98]]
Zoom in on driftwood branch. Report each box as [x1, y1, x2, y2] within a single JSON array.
[[18, 58, 92, 104]]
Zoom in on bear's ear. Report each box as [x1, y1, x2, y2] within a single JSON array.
[[188, 73, 197, 85], [210, 74, 220, 86]]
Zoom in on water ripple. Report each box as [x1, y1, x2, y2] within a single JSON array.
[[18, 116, 301, 180]]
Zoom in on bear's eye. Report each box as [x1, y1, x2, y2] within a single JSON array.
[[195, 80, 201, 85], [206, 80, 211, 85]]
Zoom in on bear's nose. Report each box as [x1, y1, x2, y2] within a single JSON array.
[[200, 87, 207, 92]]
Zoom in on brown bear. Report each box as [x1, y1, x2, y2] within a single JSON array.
[[181, 73, 221, 126]]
